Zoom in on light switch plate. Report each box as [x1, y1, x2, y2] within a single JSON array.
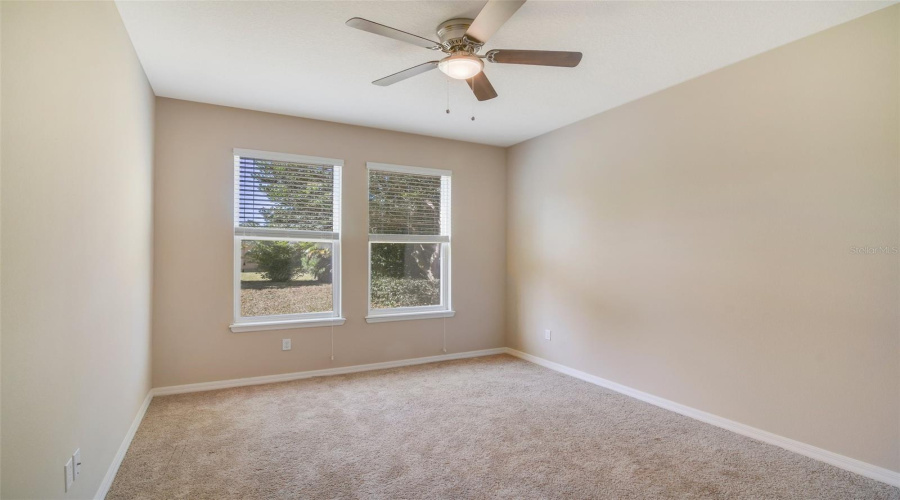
[[73, 448, 82, 479], [282, 338, 291, 351], [544, 329, 552, 341]]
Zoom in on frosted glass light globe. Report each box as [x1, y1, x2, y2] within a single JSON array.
[[438, 53, 484, 80]]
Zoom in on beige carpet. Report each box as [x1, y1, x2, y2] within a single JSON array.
[[108, 355, 899, 499]]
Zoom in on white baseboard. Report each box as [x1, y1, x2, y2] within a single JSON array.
[[504, 347, 900, 488], [152, 347, 507, 396], [95, 390, 154, 500]]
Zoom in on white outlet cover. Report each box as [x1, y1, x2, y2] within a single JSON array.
[[73, 448, 82, 479], [282, 339, 291, 351], [544, 330, 552, 341], [64, 457, 74, 492]]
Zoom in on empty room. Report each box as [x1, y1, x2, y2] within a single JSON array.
[[1, 0, 899, 498]]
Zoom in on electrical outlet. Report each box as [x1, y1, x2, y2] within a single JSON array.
[[73, 448, 82, 479], [544, 329, 552, 341], [64, 457, 74, 492], [282, 338, 291, 351]]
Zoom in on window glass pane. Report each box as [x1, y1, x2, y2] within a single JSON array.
[[240, 240, 332, 317], [237, 157, 335, 231], [368, 170, 443, 235], [370, 243, 441, 309]]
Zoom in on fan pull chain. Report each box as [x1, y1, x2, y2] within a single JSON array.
[[445, 77, 450, 114]]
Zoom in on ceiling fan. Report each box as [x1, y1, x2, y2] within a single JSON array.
[[346, 0, 582, 102]]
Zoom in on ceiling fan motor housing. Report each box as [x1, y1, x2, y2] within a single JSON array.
[[436, 18, 482, 54]]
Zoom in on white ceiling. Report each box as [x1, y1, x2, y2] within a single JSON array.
[[116, 1, 892, 147]]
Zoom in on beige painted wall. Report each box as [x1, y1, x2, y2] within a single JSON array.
[[152, 98, 506, 388], [507, 6, 900, 472], [1, 1, 155, 498]]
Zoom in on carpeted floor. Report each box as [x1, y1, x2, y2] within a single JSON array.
[[108, 355, 899, 499]]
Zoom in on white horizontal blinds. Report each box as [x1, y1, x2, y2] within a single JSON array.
[[234, 151, 341, 240], [368, 165, 451, 243]]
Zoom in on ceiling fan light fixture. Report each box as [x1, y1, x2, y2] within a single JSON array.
[[438, 53, 484, 80], [348, 1, 582, 102]]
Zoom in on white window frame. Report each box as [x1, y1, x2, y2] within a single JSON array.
[[230, 149, 344, 332], [366, 162, 454, 324]]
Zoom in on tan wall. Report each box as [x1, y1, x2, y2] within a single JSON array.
[[506, 6, 900, 472], [152, 98, 506, 388], [1, 1, 155, 498]]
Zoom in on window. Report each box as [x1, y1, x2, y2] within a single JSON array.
[[231, 149, 343, 332], [366, 163, 453, 323]]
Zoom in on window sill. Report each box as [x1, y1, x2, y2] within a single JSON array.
[[230, 317, 346, 333], [365, 310, 455, 324]]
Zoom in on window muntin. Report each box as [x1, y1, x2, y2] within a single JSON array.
[[233, 149, 341, 325], [367, 163, 451, 318]]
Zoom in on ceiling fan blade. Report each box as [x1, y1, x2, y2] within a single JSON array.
[[465, 0, 526, 44], [466, 72, 498, 101], [486, 49, 582, 67], [346, 17, 441, 50], [373, 61, 440, 86]]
